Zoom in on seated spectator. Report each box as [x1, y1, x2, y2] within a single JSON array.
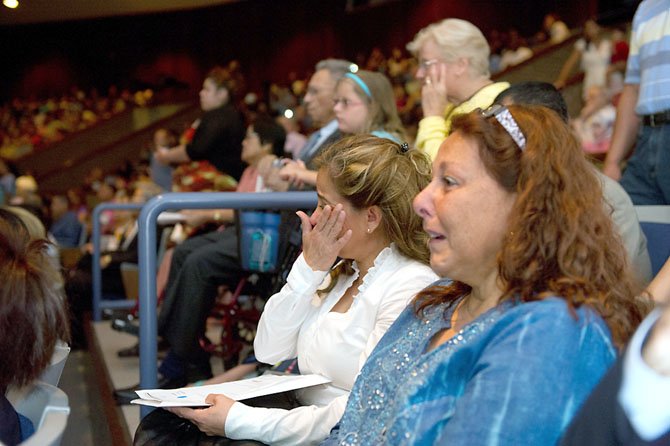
[[149, 128, 178, 192], [113, 116, 290, 395], [487, 29, 505, 75], [154, 66, 246, 182], [0, 159, 16, 203], [0, 208, 70, 445], [494, 81, 652, 285], [498, 29, 534, 71], [276, 112, 307, 159], [572, 84, 616, 156], [9, 175, 43, 220], [544, 12, 571, 44], [386, 47, 409, 81], [137, 135, 437, 445], [323, 105, 647, 444], [114, 116, 288, 359], [65, 181, 162, 349], [407, 18, 510, 160], [562, 256, 670, 445], [49, 194, 84, 248]]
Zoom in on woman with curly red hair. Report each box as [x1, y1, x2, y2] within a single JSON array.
[[322, 105, 649, 445]]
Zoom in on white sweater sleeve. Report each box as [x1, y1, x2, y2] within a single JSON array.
[[254, 254, 329, 364], [619, 309, 670, 440], [225, 393, 348, 445], [359, 266, 437, 364]]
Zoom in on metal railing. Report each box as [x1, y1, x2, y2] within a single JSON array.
[[91, 202, 144, 321], [136, 192, 316, 417]]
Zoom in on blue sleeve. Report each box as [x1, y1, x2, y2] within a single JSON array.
[[433, 303, 616, 445]]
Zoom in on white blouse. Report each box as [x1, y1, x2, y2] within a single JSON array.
[[224, 244, 438, 445]]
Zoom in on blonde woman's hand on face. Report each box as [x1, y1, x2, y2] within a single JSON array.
[[421, 62, 449, 117], [167, 393, 235, 437], [296, 204, 352, 271]]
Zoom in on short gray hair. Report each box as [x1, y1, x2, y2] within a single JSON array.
[[315, 59, 354, 82], [407, 18, 490, 78]]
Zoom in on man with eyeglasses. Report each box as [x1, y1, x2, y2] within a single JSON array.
[[407, 18, 509, 160], [265, 59, 352, 190]]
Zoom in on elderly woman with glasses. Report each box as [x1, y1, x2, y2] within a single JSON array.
[[322, 105, 649, 445], [407, 18, 510, 160]]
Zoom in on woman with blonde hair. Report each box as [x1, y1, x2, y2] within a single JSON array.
[[136, 134, 437, 445], [333, 69, 406, 143], [407, 18, 509, 160], [323, 105, 648, 445]]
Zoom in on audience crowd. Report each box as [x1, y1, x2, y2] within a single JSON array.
[[0, 86, 154, 160], [3, 2, 670, 445]]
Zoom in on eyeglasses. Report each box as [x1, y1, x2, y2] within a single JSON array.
[[480, 104, 526, 150], [333, 97, 365, 108]]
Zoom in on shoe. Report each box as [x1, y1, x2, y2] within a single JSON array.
[[114, 374, 188, 405], [103, 308, 136, 320], [111, 317, 139, 336], [117, 338, 170, 358]]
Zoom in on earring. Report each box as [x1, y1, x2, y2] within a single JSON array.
[[367, 228, 372, 234]]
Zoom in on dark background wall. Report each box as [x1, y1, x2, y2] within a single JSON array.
[[0, 0, 636, 102]]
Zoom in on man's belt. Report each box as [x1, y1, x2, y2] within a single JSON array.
[[642, 110, 670, 127]]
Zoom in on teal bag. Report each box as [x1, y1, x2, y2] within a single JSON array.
[[239, 211, 281, 272]]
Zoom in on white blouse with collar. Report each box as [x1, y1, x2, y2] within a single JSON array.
[[224, 244, 438, 445]]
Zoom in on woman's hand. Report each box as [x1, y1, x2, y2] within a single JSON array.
[[181, 209, 216, 228], [643, 306, 670, 376], [421, 62, 449, 117], [167, 393, 236, 437], [296, 204, 352, 271], [258, 155, 289, 192]]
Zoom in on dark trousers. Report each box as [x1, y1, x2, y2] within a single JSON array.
[[158, 226, 242, 365]]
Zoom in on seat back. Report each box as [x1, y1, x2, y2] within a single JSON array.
[[39, 342, 71, 387], [11, 381, 70, 446], [634, 206, 670, 277]]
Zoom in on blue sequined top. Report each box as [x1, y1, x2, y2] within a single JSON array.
[[322, 287, 617, 445]]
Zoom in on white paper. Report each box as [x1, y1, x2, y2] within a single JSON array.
[[131, 373, 331, 407]]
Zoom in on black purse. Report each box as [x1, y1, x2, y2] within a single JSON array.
[[134, 390, 299, 446]]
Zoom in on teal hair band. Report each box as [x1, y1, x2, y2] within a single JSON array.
[[345, 72, 372, 99]]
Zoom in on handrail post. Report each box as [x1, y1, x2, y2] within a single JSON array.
[[137, 191, 316, 418], [91, 202, 144, 321]]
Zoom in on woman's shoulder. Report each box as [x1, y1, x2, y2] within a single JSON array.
[[496, 297, 612, 344]]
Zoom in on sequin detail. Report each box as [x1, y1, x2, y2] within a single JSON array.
[[336, 300, 502, 445]]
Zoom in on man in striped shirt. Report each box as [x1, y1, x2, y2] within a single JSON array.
[[603, 0, 670, 204]]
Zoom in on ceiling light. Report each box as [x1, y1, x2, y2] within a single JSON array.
[[3, 0, 19, 9]]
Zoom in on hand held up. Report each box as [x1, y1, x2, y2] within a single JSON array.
[[296, 204, 352, 271]]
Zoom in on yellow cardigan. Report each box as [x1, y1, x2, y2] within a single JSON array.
[[415, 81, 510, 160]]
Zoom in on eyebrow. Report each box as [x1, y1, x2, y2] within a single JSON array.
[[317, 193, 334, 206]]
